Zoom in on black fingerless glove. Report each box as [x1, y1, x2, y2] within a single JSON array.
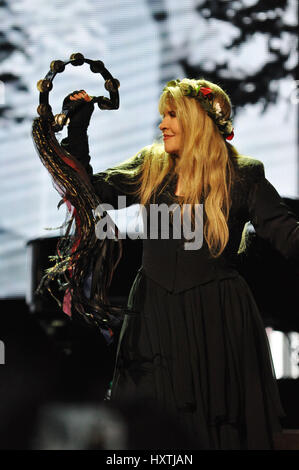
[[60, 90, 95, 174], [63, 89, 95, 131]]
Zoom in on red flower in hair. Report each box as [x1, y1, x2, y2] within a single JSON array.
[[226, 130, 234, 141], [199, 87, 213, 99]]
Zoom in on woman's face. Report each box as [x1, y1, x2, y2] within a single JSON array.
[[159, 106, 182, 155]]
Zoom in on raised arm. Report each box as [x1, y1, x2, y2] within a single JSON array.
[[32, 90, 144, 329], [248, 161, 299, 261], [61, 90, 144, 208]]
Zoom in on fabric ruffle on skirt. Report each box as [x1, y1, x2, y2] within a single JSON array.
[[111, 268, 284, 450]]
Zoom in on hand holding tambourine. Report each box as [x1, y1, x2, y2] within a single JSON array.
[[35, 53, 120, 132], [62, 89, 94, 130]]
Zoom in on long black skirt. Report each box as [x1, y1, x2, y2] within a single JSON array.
[[111, 267, 284, 450]]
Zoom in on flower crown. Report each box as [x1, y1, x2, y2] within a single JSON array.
[[165, 79, 234, 140]]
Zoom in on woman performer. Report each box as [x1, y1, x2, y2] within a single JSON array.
[[35, 79, 299, 450]]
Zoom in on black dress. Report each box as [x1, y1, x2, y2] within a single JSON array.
[[62, 140, 299, 449]]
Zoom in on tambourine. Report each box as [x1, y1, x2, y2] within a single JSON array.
[[36, 52, 120, 132]]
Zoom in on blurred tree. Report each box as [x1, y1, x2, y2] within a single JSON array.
[[191, 0, 298, 189], [190, 0, 298, 111]]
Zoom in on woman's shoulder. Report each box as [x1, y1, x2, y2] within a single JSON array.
[[121, 144, 158, 167], [233, 154, 265, 180]]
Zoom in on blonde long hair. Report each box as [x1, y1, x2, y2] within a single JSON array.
[[135, 78, 239, 258]]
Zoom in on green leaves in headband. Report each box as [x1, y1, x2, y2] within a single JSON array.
[[163, 79, 234, 140]]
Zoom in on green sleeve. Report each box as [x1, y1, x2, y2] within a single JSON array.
[[91, 150, 146, 208]]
